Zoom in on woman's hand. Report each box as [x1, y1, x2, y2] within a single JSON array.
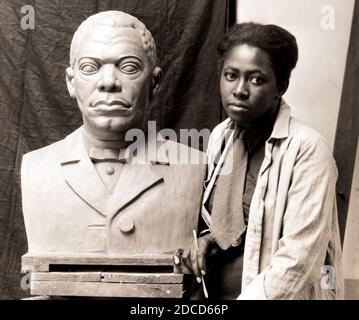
[[173, 233, 218, 283]]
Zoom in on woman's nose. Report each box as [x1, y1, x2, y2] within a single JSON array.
[[97, 65, 121, 92], [233, 79, 249, 100]]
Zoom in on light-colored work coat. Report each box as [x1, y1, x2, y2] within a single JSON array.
[[202, 100, 344, 299]]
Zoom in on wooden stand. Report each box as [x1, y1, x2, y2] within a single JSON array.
[[22, 253, 189, 298]]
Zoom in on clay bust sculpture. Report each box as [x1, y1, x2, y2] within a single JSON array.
[[21, 11, 206, 255]]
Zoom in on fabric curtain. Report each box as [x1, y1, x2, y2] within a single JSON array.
[[0, 0, 230, 299]]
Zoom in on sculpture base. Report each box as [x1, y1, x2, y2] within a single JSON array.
[[22, 253, 189, 298]]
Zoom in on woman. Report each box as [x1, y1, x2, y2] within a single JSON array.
[[176, 22, 343, 299]]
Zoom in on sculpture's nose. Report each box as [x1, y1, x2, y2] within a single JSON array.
[[97, 65, 121, 92]]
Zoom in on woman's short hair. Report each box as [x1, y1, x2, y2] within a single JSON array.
[[218, 22, 298, 86]]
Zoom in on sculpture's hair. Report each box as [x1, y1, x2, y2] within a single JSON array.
[[217, 22, 298, 86], [70, 11, 157, 68]]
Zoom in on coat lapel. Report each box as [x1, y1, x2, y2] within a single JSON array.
[[106, 136, 167, 219], [59, 128, 167, 218], [107, 164, 164, 219], [59, 128, 110, 216], [256, 101, 291, 200]]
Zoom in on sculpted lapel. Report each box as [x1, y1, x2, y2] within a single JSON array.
[[59, 129, 166, 219], [107, 139, 168, 219], [107, 164, 164, 219], [60, 130, 110, 216]]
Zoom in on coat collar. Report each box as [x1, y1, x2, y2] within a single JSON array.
[[268, 99, 291, 141], [203, 100, 292, 218], [222, 99, 291, 142], [60, 127, 170, 166], [59, 127, 169, 217]]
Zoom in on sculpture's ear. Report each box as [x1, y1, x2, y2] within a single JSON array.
[[150, 67, 162, 99], [66, 67, 76, 98]]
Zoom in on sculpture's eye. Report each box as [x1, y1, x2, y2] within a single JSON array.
[[121, 63, 139, 74], [80, 63, 98, 74]]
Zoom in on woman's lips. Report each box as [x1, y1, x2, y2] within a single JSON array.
[[228, 103, 249, 111]]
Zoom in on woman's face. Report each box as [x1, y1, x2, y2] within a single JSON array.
[[220, 44, 280, 128]]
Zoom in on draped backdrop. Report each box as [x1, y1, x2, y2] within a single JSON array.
[[0, 0, 230, 299]]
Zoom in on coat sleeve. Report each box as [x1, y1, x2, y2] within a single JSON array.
[[238, 138, 339, 300]]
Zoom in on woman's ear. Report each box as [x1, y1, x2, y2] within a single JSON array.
[[66, 67, 76, 98], [150, 67, 163, 99], [276, 81, 289, 98]]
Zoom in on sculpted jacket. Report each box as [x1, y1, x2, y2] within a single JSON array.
[[21, 127, 206, 255], [202, 100, 344, 299]]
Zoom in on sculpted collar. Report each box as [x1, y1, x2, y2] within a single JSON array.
[[60, 126, 170, 166], [81, 130, 128, 162]]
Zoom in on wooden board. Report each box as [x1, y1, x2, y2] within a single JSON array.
[[101, 272, 183, 284], [31, 272, 102, 282], [24, 254, 186, 298], [32, 272, 184, 284], [22, 253, 175, 272], [31, 280, 184, 298]]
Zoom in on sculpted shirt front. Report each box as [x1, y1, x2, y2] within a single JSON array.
[[81, 131, 127, 193]]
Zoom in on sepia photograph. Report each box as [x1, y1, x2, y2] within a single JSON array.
[[0, 0, 358, 308]]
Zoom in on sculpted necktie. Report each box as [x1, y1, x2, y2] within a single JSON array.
[[209, 130, 248, 251]]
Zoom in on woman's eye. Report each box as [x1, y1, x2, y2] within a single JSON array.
[[251, 77, 264, 85], [80, 63, 98, 74], [121, 64, 139, 74], [224, 72, 237, 81]]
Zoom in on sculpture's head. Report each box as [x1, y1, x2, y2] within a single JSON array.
[[66, 11, 162, 139]]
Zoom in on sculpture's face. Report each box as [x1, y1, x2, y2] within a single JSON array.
[[66, 25, 160, 138]]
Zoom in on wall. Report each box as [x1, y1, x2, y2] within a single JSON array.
[[343, 141, 359, 298], [237, 0, 355, 149], [237, 0, 358, 298]]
